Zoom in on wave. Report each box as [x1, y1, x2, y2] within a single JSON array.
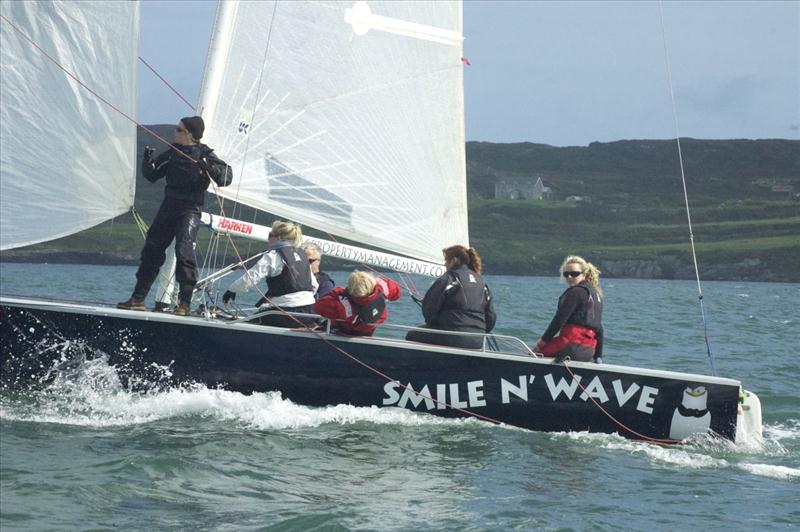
[[555, 426, 798, 480]]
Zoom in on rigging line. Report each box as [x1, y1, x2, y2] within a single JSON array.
[[657, 1, 717, 376], [205, 181, 509, 428], [562, 361, 679, 445], [138, 55, 196, 111]]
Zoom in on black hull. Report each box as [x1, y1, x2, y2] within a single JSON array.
[[1, 297, 742, 442]]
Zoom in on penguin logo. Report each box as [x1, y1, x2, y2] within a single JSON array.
[[669, 386, 711, 440]]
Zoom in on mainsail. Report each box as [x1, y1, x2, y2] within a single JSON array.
[[0, 1, 139, 251], [197, 0, 468, 264]]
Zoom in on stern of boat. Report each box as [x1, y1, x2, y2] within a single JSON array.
[[735, 389, 763, 446]]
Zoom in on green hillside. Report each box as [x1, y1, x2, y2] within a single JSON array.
[[2, 129, 798, 281], [465, 139, 799, 281]]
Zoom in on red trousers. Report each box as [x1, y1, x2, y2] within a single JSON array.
[[539, 324, 597, 361]]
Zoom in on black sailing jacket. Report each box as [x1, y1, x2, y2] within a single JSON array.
[[143, 143, 232, 206], [421, 264, 496, 333]]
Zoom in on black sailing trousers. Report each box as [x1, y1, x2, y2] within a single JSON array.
[[133, 197, 200, 305]]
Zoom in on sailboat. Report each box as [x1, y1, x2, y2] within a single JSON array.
[[0, 1, 762, 444]]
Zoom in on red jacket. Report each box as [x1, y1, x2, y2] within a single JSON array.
[[313, 277, 401, 336]]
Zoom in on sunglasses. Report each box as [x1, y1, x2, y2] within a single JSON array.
[[308, 258, 319, 263], [175, 125, 188, 134], [562, 271, 583, 278]]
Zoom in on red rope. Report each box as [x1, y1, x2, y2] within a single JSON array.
[[561, 361, 679, 444], [0, 14, 200, 168], [138, 55, 196, 111]]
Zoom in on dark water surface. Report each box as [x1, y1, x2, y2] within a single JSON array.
[[1, 263, 798, 530]]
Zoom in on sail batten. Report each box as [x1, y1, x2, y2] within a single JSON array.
[[0, 1, 139, 251], [198, 0, 468, 264]]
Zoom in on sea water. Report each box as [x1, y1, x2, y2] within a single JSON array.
[[1, 263, 798, 530]]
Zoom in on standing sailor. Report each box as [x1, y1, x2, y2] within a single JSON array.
[[118, 116, 232, 315]]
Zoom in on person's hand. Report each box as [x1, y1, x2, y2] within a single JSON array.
[[142, 146, 154, 163], [222, 290, 236, 304], [198, 156, 211, 175], [534, 338, 545, 351]]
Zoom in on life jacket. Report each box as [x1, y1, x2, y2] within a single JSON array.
[[352, 291, 386, 324], [265, 246, 314, 297], [435, 264, 489, 332], [563, 283, 603, 332]]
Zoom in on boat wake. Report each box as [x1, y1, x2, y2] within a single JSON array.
[[557, 423, 800, 480]]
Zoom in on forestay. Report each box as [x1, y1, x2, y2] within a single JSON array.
[[0, 1, 139, 250], [198, 1, 467, 264]]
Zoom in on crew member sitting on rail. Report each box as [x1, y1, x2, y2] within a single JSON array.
[[222, 220, 318, 327], [313, 271, 401, 336], [405, 245, 496, 349], [534, 255, 604, 363]]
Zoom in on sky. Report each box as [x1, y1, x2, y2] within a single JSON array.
[[137, 0, 799, 147]]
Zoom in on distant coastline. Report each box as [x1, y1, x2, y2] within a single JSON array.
[[3, 133, 797, 283]]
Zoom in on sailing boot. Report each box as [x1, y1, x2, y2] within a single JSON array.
[[118, 279, 152, 311], [117, 297, 146, 311], [174, 283, 194, 316]]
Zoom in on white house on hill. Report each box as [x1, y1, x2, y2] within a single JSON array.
[[494, 176, 552, 200]]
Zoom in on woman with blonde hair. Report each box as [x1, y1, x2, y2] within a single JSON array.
[[313, 271, 401, 336], [222, 220, 318, 327], [406, 245, 496, 349], [535, 255, 604, 362]]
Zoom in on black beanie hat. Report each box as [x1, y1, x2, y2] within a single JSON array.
[[181, 116, 205, 140]]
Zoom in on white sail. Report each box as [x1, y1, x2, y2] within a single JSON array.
[[198, 0, 467, 264], [0, 1, 139, 251]]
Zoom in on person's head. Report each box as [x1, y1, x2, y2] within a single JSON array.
[[442, 245, 482, 274], [268, 220, 302, 246], [347, 271, 376, 297], [175, 116, 204, 145], [300, 242, 322, 273], [559, 255, 602, 296]]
